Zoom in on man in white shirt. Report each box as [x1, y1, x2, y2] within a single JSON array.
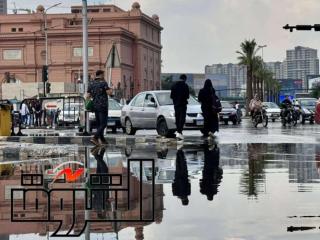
[[20, 102, 29, 125]]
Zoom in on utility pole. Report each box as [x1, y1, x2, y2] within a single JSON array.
[[43, 2, 61, 97], [82, 0, 89, 95]]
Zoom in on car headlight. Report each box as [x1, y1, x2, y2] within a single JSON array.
[[169, 111, 175, 117]]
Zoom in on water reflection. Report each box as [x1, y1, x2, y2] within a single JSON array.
[[200, 145, 223, 201], [0, 143, 320, 239]]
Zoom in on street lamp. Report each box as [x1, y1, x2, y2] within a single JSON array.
[[258, 45, 267, 101], [43, 3, 62, 66]]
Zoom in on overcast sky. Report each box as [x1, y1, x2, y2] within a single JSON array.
[[8, 0, 320, 73]]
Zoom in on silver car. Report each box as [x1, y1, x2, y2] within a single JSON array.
[[121, 90, 204, 137]]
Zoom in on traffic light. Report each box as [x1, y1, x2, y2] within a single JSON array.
[[42, 65, 48, 82], [46, 82, 51, 94]]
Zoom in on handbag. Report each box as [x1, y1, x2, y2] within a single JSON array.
[[85, 99, 94, 111]]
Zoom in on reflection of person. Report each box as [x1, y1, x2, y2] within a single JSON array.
[[200, 145, 223, 201], [87, 70, 113, 145], [170, 74, 190, 140], [172, 148, 191, 205], [198, 79, 220, 138], [91, 146, 109, 219]]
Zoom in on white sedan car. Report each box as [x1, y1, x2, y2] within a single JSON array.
[[263, 102, 281, 122]]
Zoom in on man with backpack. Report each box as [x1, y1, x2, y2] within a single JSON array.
[[170, 74, 190, 141]]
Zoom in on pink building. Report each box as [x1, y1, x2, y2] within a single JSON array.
[[0, 2, 162, 99]]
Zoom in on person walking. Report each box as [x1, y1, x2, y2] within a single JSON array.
[[198, 79, 221, 139], [34, 100, 42, 127], [170, 74, 190, 140], [87, 70, 113, 145]]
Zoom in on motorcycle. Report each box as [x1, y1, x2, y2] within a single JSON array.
[[252, 106, 268, 128], [281, 105, 298, 126]]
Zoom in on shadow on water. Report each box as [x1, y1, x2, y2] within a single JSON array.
[[0, 142, 320, 239]]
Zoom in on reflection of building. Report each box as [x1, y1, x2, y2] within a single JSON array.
[[0, 158, 164, 238], [0, 3, 162, 99]]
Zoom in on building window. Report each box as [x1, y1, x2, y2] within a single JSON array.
[[103, 8, 110, 12], [71, 9, 80, 13], [11, 28, 16, 32], [88, 9, 99, 13], [3, 49, 22, 60], [73, 47, 93, 57], [18, 28, 23, 32]]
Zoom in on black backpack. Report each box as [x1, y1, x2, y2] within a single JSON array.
[[213, 98, 222, 113]]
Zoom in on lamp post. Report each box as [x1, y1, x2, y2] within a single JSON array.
[[43, 3, 61, 66], [258, 45, 267, 101]]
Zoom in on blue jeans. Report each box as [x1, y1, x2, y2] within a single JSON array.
[[94, 111, 108, 140]]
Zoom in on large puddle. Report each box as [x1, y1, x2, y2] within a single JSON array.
[[0, 143, 320, 239]]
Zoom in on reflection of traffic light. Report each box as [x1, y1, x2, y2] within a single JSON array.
[[42, 65, 48, 82], [46, 82, 51, 94]]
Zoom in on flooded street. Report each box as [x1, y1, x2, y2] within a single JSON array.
[[1, 140, 320, 240]]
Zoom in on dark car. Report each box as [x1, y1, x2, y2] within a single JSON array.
[[295, 98, 317, 124], [219, 101, 238, 125]]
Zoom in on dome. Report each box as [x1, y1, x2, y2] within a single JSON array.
[[152, 14, 159, 21], [36, 5, 45, 13], [132, 2, 141, 9]]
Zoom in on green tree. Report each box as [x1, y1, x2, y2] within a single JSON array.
[[237, 39, 261, 114], [311, 84, 320, 99]]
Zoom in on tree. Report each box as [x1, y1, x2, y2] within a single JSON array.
[[237, 39, 261, 114], [311, 84, 320, 99]]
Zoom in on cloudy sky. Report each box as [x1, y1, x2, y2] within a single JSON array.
[[7, 0, 320, 73]]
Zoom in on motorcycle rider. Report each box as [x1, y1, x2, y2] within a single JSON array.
[[281, 95, 293, 119], [249, 94, 262, 120]]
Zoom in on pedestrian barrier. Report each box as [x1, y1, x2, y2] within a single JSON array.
[[15, 96, 86, 133]]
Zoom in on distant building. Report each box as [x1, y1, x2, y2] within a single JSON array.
[[205, 74, 228, 98], [265, 61, 285, 79], [161, 73, 205, 94], [0, 0, 6, 14], [0, 2, 162, 100], [307, 74, 320, 90], [278, 78, 303, 101], [205, 63, 246, 97], [283, 46, 319, 88]]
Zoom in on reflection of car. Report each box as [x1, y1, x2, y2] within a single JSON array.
[[263, 102, 281, 122], [89, 98, 123, 133], [295, 98, 317, 124], [219, 101, 238, 125], [121, 90, 204, 137]]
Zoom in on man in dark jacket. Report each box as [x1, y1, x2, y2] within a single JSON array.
[[87, 70, 113, 145], [170, 74, 190, 140]]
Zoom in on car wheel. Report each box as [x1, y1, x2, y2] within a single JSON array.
[[310, 120, 314, 124], [122, 127, 126, 133], [232, 118, 237, 125], [272, 118, 275, 122], [111, 127, 117, 133], [224, 120, 228, 125], [156, 118, 174, 137], [301, 116, 305, 124], [125, 118, 136, 135]]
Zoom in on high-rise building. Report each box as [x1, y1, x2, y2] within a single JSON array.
[[265, 61, 285, 79], [0, 0, 7, 14], [284, 46, 319, 88], [205, 63, 247, 97]]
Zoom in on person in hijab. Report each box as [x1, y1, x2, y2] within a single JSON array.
[[198, 79, 221, 138]]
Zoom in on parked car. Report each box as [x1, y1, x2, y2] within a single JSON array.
[[121, 90, 204, 137], [262, 102, 281, 122], [89, 98, 123, 133], [219, 101, 238, 125], [57, 103, 82, 126], [295, 98, 317, 124]]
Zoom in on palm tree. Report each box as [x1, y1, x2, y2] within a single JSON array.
[[237, 39, 261, 114]]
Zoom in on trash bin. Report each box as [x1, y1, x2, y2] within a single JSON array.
[[0, 102, 12, 136]]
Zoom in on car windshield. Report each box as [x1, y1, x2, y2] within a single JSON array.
[[155, 92, 199, 106], [109, 99, 121, 110], [299, 99, 316, 107], [221, 101, 233, 108], [263, 102, 279, 108]]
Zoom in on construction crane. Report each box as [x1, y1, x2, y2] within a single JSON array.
[[12, 2, 33, 14]]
